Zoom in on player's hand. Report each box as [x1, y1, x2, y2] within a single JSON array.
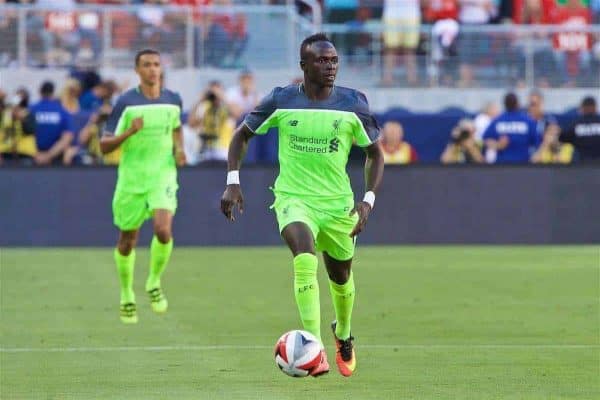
[[221, 184, 244, 222], [349, 201, 372, 237], [498, 135, 510, 150], [129, 117, 144, 135], [175, 148, 186, 166], [34, 152, 52, 165]]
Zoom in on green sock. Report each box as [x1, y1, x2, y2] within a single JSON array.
[[114, 249, 136, 304], [146, 236, 173, 291], [329, 272, 355, 340], [293, 253, 321, 343]]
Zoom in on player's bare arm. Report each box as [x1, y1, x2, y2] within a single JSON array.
[[99, 117, 143, 154], [220, 124, 254, 221], [349, 142, 384, 237], [172, 126, 186, 166], [35, 131, 74, 165]]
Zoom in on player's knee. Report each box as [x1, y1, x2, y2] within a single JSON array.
[[328, 268, 350, 285], [117, 237, 136, 255], [154, 225, 172, 243]]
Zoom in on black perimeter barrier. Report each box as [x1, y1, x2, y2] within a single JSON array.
[[1, 165, 599, 246]]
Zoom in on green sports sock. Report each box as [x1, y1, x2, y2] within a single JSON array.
[[114, 249, 136, 304], [146, 236, 173, 291], [329, 272, 355, 340], [293, 253, 321, 344]]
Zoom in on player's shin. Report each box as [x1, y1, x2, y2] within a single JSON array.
[[329, 272, 355, 340], [146, 236, 173, 291], [114, 249, 136, 304], [293, 253, 321, 344]]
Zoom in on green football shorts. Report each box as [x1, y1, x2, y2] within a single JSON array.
[[112, 182, 178, 231], [272, 195, 359, 261]]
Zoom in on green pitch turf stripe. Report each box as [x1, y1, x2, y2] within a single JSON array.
[[1, 344, 598, 353]]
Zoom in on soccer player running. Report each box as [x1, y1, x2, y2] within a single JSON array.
[[221, 33, 384, 377], [100, 49, 185, 324]]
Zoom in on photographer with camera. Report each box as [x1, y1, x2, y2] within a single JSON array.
[[0, 87, 37, 166], [440, 118, 484, 164], [531, 123, 573, 164], [63, 102, 114, 165], [187, 80, 234, 162]]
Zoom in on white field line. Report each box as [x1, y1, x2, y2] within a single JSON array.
[[1, 344, 598, 353]]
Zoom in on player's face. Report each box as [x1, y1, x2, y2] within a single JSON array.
[[302, 42, 339, 88], [135, 54, 162, 87]]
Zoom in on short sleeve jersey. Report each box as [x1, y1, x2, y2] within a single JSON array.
[[244, 84, 380, 209], [483, 111, 539, 163], [104, 87, 182, 193]]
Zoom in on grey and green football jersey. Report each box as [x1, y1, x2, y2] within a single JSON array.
[[104, 87, 182, 193], [244, 84, 380, 210]]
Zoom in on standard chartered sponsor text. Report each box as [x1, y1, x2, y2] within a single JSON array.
[[289, 134, 329, 153]]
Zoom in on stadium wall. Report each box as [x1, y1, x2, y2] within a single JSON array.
[[1, 166, 599, 246]]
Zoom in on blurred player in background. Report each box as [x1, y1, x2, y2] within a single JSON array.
[[221, 33, 384, 377], [100, 49, 185, 324]]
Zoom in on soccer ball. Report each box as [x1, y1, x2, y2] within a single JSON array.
[[274, 330, 323, 377]]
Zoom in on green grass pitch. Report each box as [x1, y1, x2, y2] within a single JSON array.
[[1, 246, 599, 399]]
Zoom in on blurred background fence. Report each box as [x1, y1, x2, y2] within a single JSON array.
[[1, 4, 598, 88]]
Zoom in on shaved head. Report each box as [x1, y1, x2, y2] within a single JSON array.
[[300, 33, 334, 61]]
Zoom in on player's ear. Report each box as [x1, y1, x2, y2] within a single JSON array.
[[299, 60, 306, 70]]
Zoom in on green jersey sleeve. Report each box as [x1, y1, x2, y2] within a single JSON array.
[[352, 91, 380, 147], [243, 87, 280, 135]]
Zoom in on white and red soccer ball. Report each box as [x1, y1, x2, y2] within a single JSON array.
[[274, 330, 323, 377]]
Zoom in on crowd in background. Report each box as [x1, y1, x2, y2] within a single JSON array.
[[1, 66, 598, 166], [0, 0, 249, 68], [1, 1, 599, 86], [318, 0, 600, 87]]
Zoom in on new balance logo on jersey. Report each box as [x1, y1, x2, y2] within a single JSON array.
[[288, 120, 299, 126], [329, 138, 340, 153]]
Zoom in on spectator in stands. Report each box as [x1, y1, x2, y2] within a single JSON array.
[[0, 6, 18, 67], [474, 101, 500, 142], [429, 18, 460, 86], [225, 69, 259, 123], [549, 0, 593, 86], [381, 0, 421, 86], [527, 90, 559, 140], [64, 102, 115, 165], [559, 96, 600, 161], [379, 121, 418, 164], [0, 87, 37, 165], [424, 0, 459, 22], [187, 80, 234, 162], [344, 6, 375, 66], [441, 118, 484, 163], [531, 123, 573, 163], [29, 81, 74, 165], [424, 0, 459, 86], [324, 0, 359, 56], [483, 92, 538, 163], [511, 0, 556, 87], [205, 0, 248, 68], [457, 0, 497, 87]]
